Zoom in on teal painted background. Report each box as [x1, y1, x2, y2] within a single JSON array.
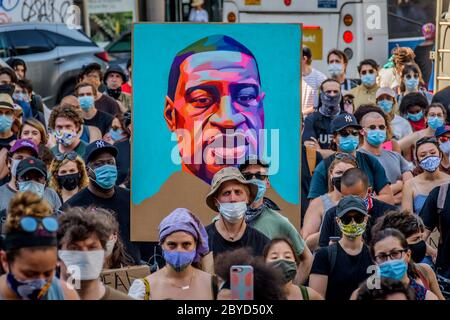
[[132, 23, 301, 205]]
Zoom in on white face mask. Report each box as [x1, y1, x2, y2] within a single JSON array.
[[217, 201, 247, 224], [105, 239, 116, 258], [10, 158, 21, 178], [58, 250, 105, 280]]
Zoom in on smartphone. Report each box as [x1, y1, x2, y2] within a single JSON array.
[[230, 265, 254, 300]]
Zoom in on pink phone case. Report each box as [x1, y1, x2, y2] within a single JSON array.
[[230, 265, 254, 300]]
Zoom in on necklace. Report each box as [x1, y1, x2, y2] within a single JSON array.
[[221, 219, 244, 241], [166, 268, 195, 290]]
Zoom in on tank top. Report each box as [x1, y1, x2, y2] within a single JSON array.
[[320, 194, 335, 214], [409, 276, 427, 300], [80, 125, 90, 143]]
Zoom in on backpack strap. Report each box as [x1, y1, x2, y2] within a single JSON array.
[[142, 277, 151, 300], [211, 274, 219, 300], [299, 285, 310, 300], [305, 146, 317, 176], [327, 243, 338, 275]]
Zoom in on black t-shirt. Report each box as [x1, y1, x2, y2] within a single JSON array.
[[61, 186, 141, 264], [301, 145, 322, 224], [420, 184, 450, 277], [206, 222, 270, 257], [311, 242, 373, 300], [84, 110, 114, 136], [114, 139, 130, 186], [319, 198, 396, 247], [432, 86, 450, 123], [302, 111, 335, 149], [0, 134, 16, 150], [95, 94, 120, 116]]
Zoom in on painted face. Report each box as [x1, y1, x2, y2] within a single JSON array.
[[166, 50, 265, 183]]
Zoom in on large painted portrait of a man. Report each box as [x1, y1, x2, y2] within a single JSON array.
[[132, 24, 301, 241]]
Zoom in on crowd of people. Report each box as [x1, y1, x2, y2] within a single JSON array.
[[0, 20, 449, 301]]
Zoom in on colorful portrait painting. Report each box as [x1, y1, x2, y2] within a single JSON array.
[[132, 24, 301, 241]]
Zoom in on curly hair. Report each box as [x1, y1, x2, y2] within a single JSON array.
[[5, 192, 53, 233], [356, 277, 416, 300], [74, 81, 98, 97], [48, 103, 84, 131], [48, 156, 89, 195], [214, 248, 287, 300], [354, 103, 394, 141], [18, 118, 48, 145], [392, 47, 415, 72], [57, 206, 112, 250], [371, 210, 425, 240], [398, 92, 429, 117]]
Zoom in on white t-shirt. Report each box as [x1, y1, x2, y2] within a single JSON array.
[[302, 68, 327, 112], [391, 114, 413, 140]]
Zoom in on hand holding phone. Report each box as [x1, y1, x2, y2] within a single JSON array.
[[230, 265, 254, 300]]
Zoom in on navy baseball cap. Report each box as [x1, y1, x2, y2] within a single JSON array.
[[84, 140, 118, 164], [331, 113, 362, 133], [16, 156, 46, 179], [336, 195, 368, 218], [435, 125, 450, 137]]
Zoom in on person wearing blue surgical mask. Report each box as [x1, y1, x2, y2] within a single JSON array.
[[397, 63, 433, 106], [204, 166, 270, 260], [371, 228, 438, 300], [356, 106, 413, 206], [398, 103, 447, 163], [350, 59, 380, 109], [0, 94, 16, 149], [239, 158, 313, 285], [436, 125, 450, 175], [327, 49, 359, 92], [61, 140, 142, 265]]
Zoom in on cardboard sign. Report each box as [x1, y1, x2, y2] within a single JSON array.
[[100, 265, 150, 293]]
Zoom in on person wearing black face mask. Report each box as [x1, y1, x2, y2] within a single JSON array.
[[303, 79, 343, 159], [48, 152, 89, 203], [103, 66, 130, 114], [372, 210, 445, 300]]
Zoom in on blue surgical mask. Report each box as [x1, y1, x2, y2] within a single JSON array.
[[7, 273, 49, 300], [407, 111, 423, 122], [78, 96, 94, 111], [18, 181, 45, 198], [328, 63, 343, 77], [419, 156, 441, 173], [163, 250, 196, 272], [108, 128, 124, 142], [10, 158, 21, 178], [405, 78, 419, 91], [339, 135, 359, 153], [427, 116, 444, 130], [361, 73, 376, 87], [250, 179, 267, 203], [378, 259, 408, 281], [367, 129, 387, 147], [217, 201, 247, 224], [378, 100, 394, 113], [0, 114, 13, 132], [91, 164, 117, 189]]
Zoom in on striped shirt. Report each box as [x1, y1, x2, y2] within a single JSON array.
[[302, 68, 327, 112]]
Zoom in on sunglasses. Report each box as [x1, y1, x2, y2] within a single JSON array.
[[20, 216, 58, 233], [439, 136, 450, 143], [405, 74, 419, 80], [55, 151, 78, 162], [340, 213, 366, 225], [361, 69, 375, 75], [243, 172, 268, 181], [338, 129, 360, 137], [335, 153, 356, 161], [366, 124, 386, 130]]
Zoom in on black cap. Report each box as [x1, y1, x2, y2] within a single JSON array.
[[302, 46, 312, 60], [103, 65, 127, 84], [238, 155, 270, 171], [84, 140, 118, 164], [336, 195, 368, 218], [331, 113, 362, 133], [16, 156, 47, 179]]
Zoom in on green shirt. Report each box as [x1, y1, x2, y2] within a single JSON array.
[[51, 140, 87, 158], [249, 206, 306, 258]]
